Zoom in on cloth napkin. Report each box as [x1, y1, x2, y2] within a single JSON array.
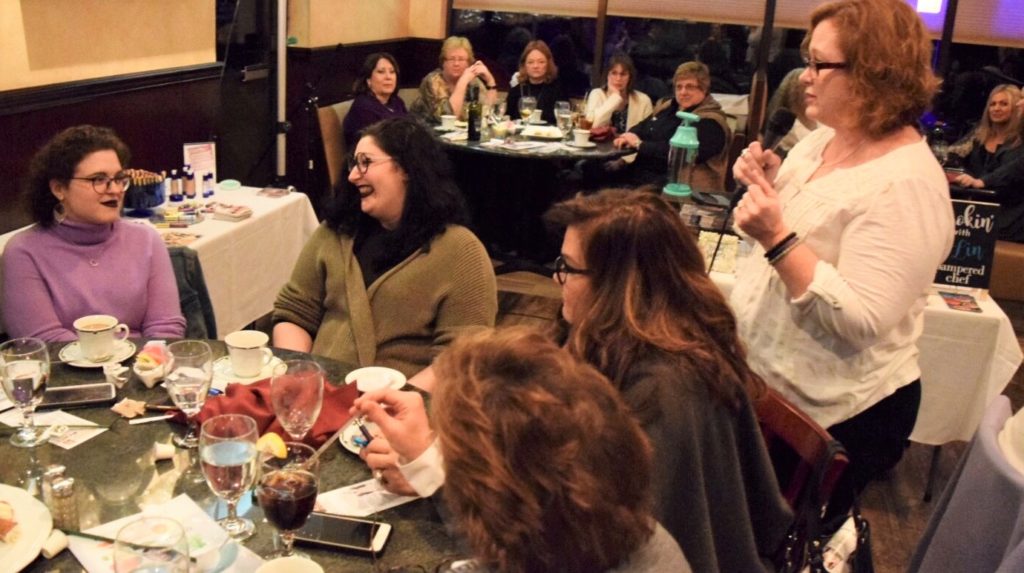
[[173, 379, 358, 447]]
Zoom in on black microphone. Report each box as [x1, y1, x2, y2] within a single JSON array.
[[728, 109, 797, 211]]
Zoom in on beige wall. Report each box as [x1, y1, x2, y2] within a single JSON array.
[[290, 0, 447, 48], [0, 0, 214, 92]]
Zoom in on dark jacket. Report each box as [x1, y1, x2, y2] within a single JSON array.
[[506, 79, 565, 124], [628, 97, 729, 188], [168, 246, 217, 339], [342, 92, 409, 148]]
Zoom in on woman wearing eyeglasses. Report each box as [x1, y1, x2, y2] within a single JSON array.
[[273, 117, 496, 380], [410, 36, 498, 124], [2, 125, 185, 341], [731, 0, 954, 514]]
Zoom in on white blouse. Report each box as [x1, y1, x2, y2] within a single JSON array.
[[730, 127, 954, 427]]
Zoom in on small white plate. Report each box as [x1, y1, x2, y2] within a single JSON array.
[[58, 340, 137, 368], [212, 355, 283, 385], [339, 418, 381, 455], [567, 141, 597, 148], [344, 366, 407, 391], [0, 483, 53, 572], [433, 126, 460, 133]]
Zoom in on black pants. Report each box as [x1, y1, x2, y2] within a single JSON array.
[[825, 380, 921, 519]]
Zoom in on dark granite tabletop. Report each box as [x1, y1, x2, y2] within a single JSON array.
[[439, 132, 631, 161], [2, 341, 457, 572]]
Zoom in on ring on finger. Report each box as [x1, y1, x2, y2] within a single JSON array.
[[373, 468, 385, 483]]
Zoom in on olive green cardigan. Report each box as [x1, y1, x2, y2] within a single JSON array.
[[273, 224, 497, 376]]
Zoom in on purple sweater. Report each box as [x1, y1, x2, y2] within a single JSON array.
[[342, 92, 408, 148], [2, 220, 186, 342]]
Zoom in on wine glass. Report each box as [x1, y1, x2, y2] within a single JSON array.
[[200, 414, 259, 540], [165, 340, 213, 449], [519, 96, 537, 123], [0, 338, 50, 448], [271, 360, 324, 441], [495, 97, 507, 121], [257, 442, 320, 559], [113, 516, 190, 573]]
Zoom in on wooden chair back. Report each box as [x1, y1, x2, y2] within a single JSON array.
[[317, 100, 354, 190]]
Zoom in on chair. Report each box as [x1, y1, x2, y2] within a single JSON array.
[[168, 247, 217, 339], [909, 395, 1024, 573], [991, 240, 1024, 302], [396, 87, 419, 111], [755, 387, 850, 571], [317, 100, 354, 190]]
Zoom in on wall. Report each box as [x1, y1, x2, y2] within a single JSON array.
[[0, 0, 215, 91], [289, 0, 447, 47]]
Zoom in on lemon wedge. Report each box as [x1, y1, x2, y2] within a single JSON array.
[[257, 432, 287, 459]]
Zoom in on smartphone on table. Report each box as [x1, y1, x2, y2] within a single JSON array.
[[293, 512, 392, 553], [38, 382, 116, 409]]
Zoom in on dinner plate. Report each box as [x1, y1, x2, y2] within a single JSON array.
[[212, 355, 283, 385], [344, 366, 407, 391], [433, 126, 460, 133], [567, 141, 597, 148], [0, 483, 53, 572], [338, 418, 381, 455], [58, 340, 137, 368]]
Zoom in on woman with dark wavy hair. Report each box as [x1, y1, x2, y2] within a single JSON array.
[[543, 189, 792, 572], [341, 52, 407, 148], [273, 116, 497, 379]]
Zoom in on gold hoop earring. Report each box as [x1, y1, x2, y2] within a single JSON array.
[[53, 201, 67, 224]]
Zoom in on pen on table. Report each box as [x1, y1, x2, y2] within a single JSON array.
[[130, 414, 174, 425], [353, 417, 375, 443], [144, 403, 179, 412]]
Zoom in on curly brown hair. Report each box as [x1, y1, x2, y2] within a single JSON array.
[[517, 40, 559, 84], [544, 189, 765, 412], [803, 0, 940, 138], [433, 327, 655, 573], [26, 125, 130, 227]]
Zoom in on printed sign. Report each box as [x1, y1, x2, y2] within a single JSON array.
[[934, 199, 998, 289]]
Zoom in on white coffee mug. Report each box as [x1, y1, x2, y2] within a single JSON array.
[[224, 330, 274, 377], [440, 114, 456, 129], [531, 109, 543, 123], [573, 129, 591, 146], [73, 314, 129, 362]]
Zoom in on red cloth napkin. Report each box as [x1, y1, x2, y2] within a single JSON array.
[[589, 125, 617, 142], [173, 379, 358, 448]]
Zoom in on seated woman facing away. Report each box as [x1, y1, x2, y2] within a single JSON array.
[[342, 52, 408, 149], [355, 328, 691, 573], [357, 190, 792, 572], [949, 84, 1024, 241], [608, 61, 732, 191], [3, 125, 185, 341], [505, 40, 565, 125], [273, 116, 497, 380], [410, 36, 497, 123]]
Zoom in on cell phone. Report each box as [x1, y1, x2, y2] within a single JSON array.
[[294, 512, 391, 553], [38, 383, 116, 409]]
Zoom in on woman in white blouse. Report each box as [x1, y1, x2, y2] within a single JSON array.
[[730, 0, 953, 513], [585, 53, 653, 135]]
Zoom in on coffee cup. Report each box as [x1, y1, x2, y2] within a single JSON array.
[[356, 370, 392, 395], [440, 114, 456, 129], [224, 330, 274, 377], [531, 109, 543, 124], [573, 129, 591, 146], [256, 556, 324, 573], [73, 315, 129, 362]]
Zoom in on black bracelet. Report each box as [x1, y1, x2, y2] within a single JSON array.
[[768, 237, 802, 265], [486, 84, 497, 90], [764, 232, 798, 261]]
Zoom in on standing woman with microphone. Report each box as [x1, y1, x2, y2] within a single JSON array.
[[730, 0, 954, 512]]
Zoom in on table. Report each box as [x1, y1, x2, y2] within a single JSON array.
[[711, 271, 1023, 445], [442, 135, 630, 263], [2, 342, 455, 572], [0, 186, 320, 338]]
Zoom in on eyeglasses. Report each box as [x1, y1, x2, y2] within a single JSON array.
[[553, 255, 589, 285], [70, 174, 132, 193], [802, 55, 849, 75], [348, 153, 394, 175], [444, 57, 469, 64], [676, 83, 703, 92]]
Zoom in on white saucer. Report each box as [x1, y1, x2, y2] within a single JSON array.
[[343, 366, 407, 391], [59, 340, 137, 368], [567, 141, 597, 148], [212, 355, 283, 386], [339, 418, 381, 455]]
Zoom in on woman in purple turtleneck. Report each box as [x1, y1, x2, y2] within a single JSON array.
[[342, 52, 408, 149], [2, 125, 185, 342]]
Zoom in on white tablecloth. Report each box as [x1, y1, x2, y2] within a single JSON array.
[[711, 271, 1023, 445]]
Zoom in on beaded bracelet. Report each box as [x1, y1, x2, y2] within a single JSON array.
[[768, 236, 802, 265], [764, 232, 798, 261]]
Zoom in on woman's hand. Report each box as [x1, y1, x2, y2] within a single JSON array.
[[463, 61, 494, 87], [614, 132, 640, 149], [351, 389, 433, 462], [732, 141, 782, 189], [733, 169, 790, 249], [954, 173, 985, 189], [358, 435, 418, 496]]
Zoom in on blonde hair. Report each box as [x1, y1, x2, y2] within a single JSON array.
[[973, 84, 1022, 147], [439, 36, 474, 66], [673, 61, 710, 93]]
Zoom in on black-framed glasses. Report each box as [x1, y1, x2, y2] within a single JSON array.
[[70, 174, 131, 193], [553, 255, 589, 285], [348, 153, 394, 175], [802, 55, 849, 75]]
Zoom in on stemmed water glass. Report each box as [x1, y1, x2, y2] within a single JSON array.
[[271, 360, 324, 441], [0, 338, 51, 448], [519, 96, 537, 123], [257, 442, 320, 559], [113, 516, 190, 573], [165, 340, 213, 448], [199, 414, 259, 540]]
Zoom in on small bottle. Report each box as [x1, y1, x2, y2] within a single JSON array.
[[184, 172, 196, 199], [466, 85, 482, 142], [202, 173, 215, 198], [41, 464, 67, 509], [50, 477, 79, 531], [169, 169, 183, 202], [157, 170, 167, 204]]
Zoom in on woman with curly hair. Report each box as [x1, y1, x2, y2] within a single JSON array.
[[273, 117, 497, 379], [3, 125, 184, 341], [732, 0, 955, 510]]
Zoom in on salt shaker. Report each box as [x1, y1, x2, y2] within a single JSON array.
[[41, 464, 67, 510], [50, 477, 80, 531]]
